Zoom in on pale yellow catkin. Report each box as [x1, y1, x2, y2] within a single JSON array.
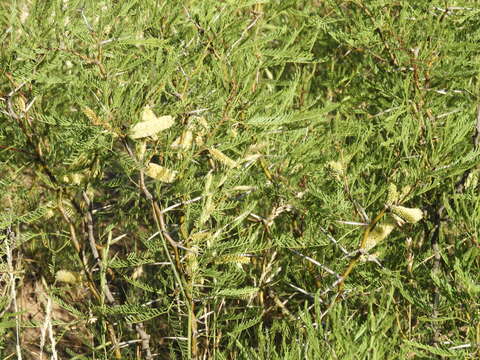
[[364, 222, 396, 251], [209, 148, 238, 168], [390, 205, 423, 224], [55, 270, 80, 284], [386, 183, 399, 205]]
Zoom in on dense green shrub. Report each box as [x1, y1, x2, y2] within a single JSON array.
[[1, 1, 480, 358]]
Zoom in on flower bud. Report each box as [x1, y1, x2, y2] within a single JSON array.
[[326, 160, 345, 181]]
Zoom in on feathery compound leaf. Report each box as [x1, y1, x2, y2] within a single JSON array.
[[109, 255, 156, 268], [230, 316, 263, 335], [50, 295, 85, 318], [246, 107, 337, 127], [126, 308, 167, 324], [121, 276, 159, 293], [11, 202, 55, 228], [129, 106, 174, 139], [214, 254, 251, 265], [3, 1, 478, 356], [217, 287, 259, 299]]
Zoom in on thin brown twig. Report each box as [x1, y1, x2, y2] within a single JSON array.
[[355, 1, 399, 68], [0, 145, 36, 156], [5, 227, 23, 360], [82, 191, 116, 305], [319, 226, 349, 256], [122, 138, 196, 358], [135, 323, 153, 360], [337, 208, 387, 293], [289, 249, 340, 278]]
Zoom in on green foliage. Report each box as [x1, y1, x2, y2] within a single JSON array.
[[1, 0, 480, 359]]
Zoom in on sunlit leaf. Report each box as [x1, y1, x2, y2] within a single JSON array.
[[145, 163, 177, 183], [129, 106, 174, 139]]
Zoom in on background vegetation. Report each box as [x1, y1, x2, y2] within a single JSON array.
[[1, 0, 480, 359]]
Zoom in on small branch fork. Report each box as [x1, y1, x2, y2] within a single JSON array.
[[82, 191, 116, 304], [336, 208, 386, 293]]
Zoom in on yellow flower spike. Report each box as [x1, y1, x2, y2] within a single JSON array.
[[327, 160, 344, 173], [71, 173, 86, 186], [15, 96, 26, 112], [400, 185, 412, 199], [62, 173, 87, 185], [190, 231, 211, 242], [83, 107, 100, 125], [209, 148, 238, 168], [131, 266, 144, 280], [241, 154, 262, 164], [390, 213, 406, 227], [135, 141, 147, 160], [386, 183, 399, 205], [363, 221, 396, 252], [196, 116, 209, 130], [55, 270, 81, 284], [83, 107, 120, 137], [390, 205, 423, 224]]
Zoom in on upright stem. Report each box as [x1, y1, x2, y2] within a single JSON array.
[[337, 208, 386, 293]]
